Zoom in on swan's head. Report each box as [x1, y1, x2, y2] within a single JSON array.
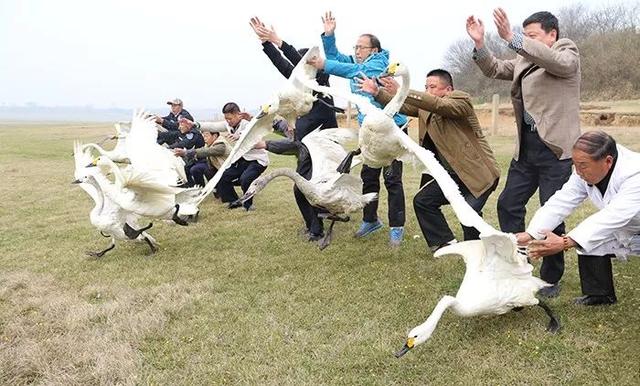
[[380, 62, 409, 78], [255, 103, 275, 119], [394, 324, 431, 358], [238, 175, 269, 203], [85, 157, 99, 168], [71, 173, 90, 185]]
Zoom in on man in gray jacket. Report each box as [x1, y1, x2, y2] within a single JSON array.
[[467, 9, 581, 297]]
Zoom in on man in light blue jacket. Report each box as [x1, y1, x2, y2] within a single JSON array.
[[308, 11, 408, 247]]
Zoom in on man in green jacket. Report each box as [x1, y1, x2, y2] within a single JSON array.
[[359, 69, 500, 252]]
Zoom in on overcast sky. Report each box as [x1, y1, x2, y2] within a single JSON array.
[[0, 0, 622, 116]]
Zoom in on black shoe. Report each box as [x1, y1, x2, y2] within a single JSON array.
[[537, 283, 561, 298], [574, 295, 617, 306], [227, 201, 243, 210], [308, 233, 324, 242]]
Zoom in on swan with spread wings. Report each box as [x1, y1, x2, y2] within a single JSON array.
[[73, 141, 159, 257], [238, 128, 376, 249]]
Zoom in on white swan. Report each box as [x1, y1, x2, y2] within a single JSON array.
[[195, 47, 322, 205], [394, 239, 560, 357], [73, 141, 158, 257], [88, 153, 199, 225], [237, 128, 377, 249]]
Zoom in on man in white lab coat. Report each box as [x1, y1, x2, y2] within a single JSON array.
[[518, 131, 640, 305]]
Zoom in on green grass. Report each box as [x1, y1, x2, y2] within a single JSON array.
[[1, 123, 639, 385]]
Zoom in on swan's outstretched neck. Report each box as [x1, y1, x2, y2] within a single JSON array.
[[383, 71, 410, 117], [260, 168, 313, 192], [412, 295, 457, 342], [397, 295, 457, 357]]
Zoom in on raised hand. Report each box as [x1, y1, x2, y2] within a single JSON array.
[[465, 15, 485, 49], [321, 11, 336, 36], [380, 77, 400, 95], [355, 73, 379, 96], [249, 17, 267, 42], [493, 8, 513, 42], [250, 17, 283, 47]]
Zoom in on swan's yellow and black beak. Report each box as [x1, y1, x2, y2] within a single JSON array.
[[394, 337, 414, 358], [85, 158, 98, 168], [255, 104, 271, 119], [379, 62, 399, 78]]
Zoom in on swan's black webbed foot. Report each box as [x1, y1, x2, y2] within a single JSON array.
[[86, 243, 115, 258]]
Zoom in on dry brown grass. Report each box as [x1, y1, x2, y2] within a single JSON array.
[[0, 271, 209, 385]]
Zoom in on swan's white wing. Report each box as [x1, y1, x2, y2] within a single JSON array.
[[195, 113, 273, 204], [126, 109, 187, 184], [110, 123, 130, 162], [73, 141, 95, 180], [302, 128, 357, 180], [395, 130, 497, 234], [298, 76, 378, 117], [396, 129, 519, 265], [121, 169, 186, 195]]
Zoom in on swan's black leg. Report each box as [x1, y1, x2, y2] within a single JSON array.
[[144, 237, 158, 255], [87, 242, 115, 258], [123, 222, 153, 239], [318, 220, 336, 250], [538, 301, 561, 333]]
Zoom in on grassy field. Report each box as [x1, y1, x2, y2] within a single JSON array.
[[0, 122, 639, 385]]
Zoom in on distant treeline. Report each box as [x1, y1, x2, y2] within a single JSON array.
[[443, 2, 640, 102]]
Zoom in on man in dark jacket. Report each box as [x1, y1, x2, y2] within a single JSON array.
[[250, 17, 339, 239], [156, 98, 195, 145]]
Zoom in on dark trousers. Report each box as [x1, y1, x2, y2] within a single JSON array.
[[294, 186, 324, 236], [578, 254, 616, 297], [361, 160, 405, 227], [497, 130, 573, 284], [217, 158, 267, 209], [414, 173, 498, 248], [294, 155, 324, 236], [157, 130, 180, 146], [187, 161, 215, 187]]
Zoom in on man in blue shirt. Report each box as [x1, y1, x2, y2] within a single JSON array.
[[307, 11, 408, 247]]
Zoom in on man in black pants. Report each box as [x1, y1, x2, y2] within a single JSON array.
[[521, 131, 640, 306], [218, 102, 269, 211], [468, 9, 581, 297], [250, 17, 338, 240]]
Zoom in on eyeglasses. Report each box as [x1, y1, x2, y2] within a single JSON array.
[[353, 45, 373, 51]]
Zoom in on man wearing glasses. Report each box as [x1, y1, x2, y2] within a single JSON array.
[[308, 11, 408, 247]]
